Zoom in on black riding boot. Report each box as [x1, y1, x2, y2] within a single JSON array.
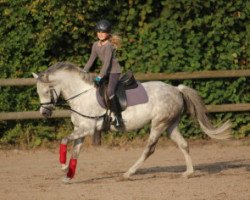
[[110, 97, 123, 127]]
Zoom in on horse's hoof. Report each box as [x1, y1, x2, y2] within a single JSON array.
[[117, 175, 132, 182], [61, 164, 68, 172], [123, 172, 133, 180], [62, 176, 72, 184], [182, 171, 194, 178]]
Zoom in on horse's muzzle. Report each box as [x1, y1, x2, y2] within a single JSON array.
[[40, 106, 53, 118]]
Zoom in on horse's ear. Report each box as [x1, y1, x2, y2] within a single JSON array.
[[32, 72, 39, 79]]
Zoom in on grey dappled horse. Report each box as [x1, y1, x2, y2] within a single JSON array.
[[33, 62, 231, 183]]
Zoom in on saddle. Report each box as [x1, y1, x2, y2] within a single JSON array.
[[98, 71, 138, 111]]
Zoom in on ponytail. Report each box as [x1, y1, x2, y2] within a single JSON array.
[[109, 34, 122, 49]]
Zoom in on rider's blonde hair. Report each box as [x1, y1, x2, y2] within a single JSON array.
[[109, 34, 122, 49]]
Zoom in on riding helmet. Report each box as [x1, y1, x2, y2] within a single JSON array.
[[95, 19, 112, 33]]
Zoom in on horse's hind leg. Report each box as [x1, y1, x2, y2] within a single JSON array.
[[123, 122, 167, 179], [168, 124, 194, 177]]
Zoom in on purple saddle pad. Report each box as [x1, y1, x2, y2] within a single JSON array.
[[96, 82, 148, 109]]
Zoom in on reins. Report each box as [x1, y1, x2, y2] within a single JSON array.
[[40, 87, 107, 120], [64, 88, 93, 102]]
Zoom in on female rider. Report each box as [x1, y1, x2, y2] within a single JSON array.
[[83, 19, 123, 127]]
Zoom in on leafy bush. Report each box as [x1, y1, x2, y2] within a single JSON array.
[[0, 0, 249, 146]]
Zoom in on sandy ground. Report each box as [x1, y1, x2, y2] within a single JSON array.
[[0, 138, 250, 200]]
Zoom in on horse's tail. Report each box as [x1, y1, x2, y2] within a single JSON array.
[[177, 84, 232, 139]]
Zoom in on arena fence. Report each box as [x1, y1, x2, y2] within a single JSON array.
[[0, 69, 249, 121]]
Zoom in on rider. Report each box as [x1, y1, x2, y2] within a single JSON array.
[[83, 19, 123, 127]]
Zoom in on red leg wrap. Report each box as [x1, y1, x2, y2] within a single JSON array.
[[67, 158, 77, 179], [59, 144, 67, 164]]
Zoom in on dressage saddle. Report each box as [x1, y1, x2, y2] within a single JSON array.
[[98, 71, 138, 111]]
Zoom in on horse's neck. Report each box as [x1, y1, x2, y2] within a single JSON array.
[[59, 74, 103, 115], [60, 74, 94, 101]]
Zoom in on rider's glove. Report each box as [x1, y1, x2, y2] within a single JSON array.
[[94, 76, 102, 83]]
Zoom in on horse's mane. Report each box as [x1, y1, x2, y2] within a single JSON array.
[[38, 62, 94, 85]]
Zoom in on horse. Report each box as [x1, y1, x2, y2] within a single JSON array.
[[32, 62, 231, 183]]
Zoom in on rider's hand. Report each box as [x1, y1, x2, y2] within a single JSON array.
[[94, 76, 102, 83]]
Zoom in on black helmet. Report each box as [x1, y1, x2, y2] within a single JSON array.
[[95, 19, 112, 33]]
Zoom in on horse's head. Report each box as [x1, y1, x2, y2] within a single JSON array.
[[33, 72, 61, 118], [33, 62, 95, 118]]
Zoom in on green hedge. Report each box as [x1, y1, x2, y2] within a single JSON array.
[[0, 0, 249, 146]]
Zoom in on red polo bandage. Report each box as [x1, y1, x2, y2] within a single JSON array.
[[67, 158, 77, 179], [59, 144, 67, 164]]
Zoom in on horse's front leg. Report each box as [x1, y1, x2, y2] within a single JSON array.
[[59, 138, 69, 172], [62, 137, 84, 183], [59, 126, 89, 182], [59, 127, 85, 169]]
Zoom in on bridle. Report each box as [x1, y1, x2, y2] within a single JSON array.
[[40, 86, 106, 119], [40, 86, 59, 107]]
